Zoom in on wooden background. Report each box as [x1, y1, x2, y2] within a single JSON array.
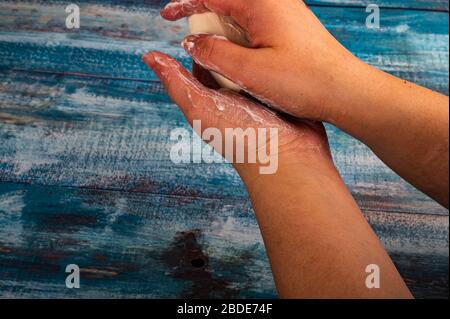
[[0, 0, 448, 298]]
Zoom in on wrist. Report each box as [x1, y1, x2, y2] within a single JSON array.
[[320, 53, 368, 126], [236, 148, 338, 198], [287, 48, 364, 124], [322, 58, 394, 149]]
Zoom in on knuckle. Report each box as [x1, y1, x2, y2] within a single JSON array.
[[196, 36, 218, 62], [237, 1, 250, 13]]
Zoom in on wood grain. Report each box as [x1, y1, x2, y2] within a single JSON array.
[[0, 0, 448, 298], [1, 0, 448, 11], [0, 182, 447, 298]]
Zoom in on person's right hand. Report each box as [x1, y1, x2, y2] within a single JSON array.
[[161, 0, 450, 209], [161, 0, 359, 121]]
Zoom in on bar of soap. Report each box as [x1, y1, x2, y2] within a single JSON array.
[[188, 13, 250, 91]]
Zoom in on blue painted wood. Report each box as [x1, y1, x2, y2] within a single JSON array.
[[0, 4, 447, 93], [308, 0, 449, 11], [0, 182, 276, 298], [0, 69, 447, 216], [0, 182, 447, 298], [0, 0, 448, 298], [3, 0, 448, 11]]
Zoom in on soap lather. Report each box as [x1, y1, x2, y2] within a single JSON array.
[[188, 13, 250, 91]]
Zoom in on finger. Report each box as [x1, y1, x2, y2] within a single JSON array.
[[161, 0, 252, 31], [182, 34, 269, 94], [160, 0, 208, 21], [142, 51, 283, 130], [142, 51, 311, 172], [142, 51, 211, 122], [141, 51, 234, 128]]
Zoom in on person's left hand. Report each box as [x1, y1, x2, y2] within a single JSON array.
[[142, 51, 333, 184]]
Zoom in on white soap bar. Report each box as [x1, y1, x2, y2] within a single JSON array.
[[188, 13, 250, 91]]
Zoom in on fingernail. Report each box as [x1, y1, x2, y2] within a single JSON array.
[[142, 52, 155, 67], [160, 2, 180, 19], [162, 1, 178, 11], [182, 35, 197, 55]]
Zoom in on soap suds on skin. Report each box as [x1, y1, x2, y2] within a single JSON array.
[[157, 2, 328, 155], [147, 52, 327, 156], [165, 0, 289, 113], [162, 0, 207, 20], [150, 53, 288, 127], [184, 17, 293, 116], [168, 1, 290, 116], [181, 38, 195, 53], [188, 12, 250, 92]]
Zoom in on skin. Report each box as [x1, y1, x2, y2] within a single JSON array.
[[161, 0, 449, 208], [138, 0, 449, 298], [142, 52, 412, 298]]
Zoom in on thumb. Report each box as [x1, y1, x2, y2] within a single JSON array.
[[142, 51, 289, 174], [182, 34, 268, 95], [161, 0, 251, 32], [142, 51, 280, 131], [142, 51, 215, 125]]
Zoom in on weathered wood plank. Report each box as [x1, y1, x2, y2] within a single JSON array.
[[0, 182, 275, 298], [1, 0, 447, 12], [0, 182, 447, 298], [0, 0, 448, 299], [0, 69, 447, 217], [308, 0, 449, 11], [0, 4, 448, 93]]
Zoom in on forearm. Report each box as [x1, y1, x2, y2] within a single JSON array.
[[327, 57, 449, 207], [160, 0, 449, 206], [237, 154, 413, 298], [144, 49, 413, 298]]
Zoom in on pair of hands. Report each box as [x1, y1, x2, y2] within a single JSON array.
[[144, 0, 449, 211], [144, 0, 350, 177], [141, 0, 448, 298]]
